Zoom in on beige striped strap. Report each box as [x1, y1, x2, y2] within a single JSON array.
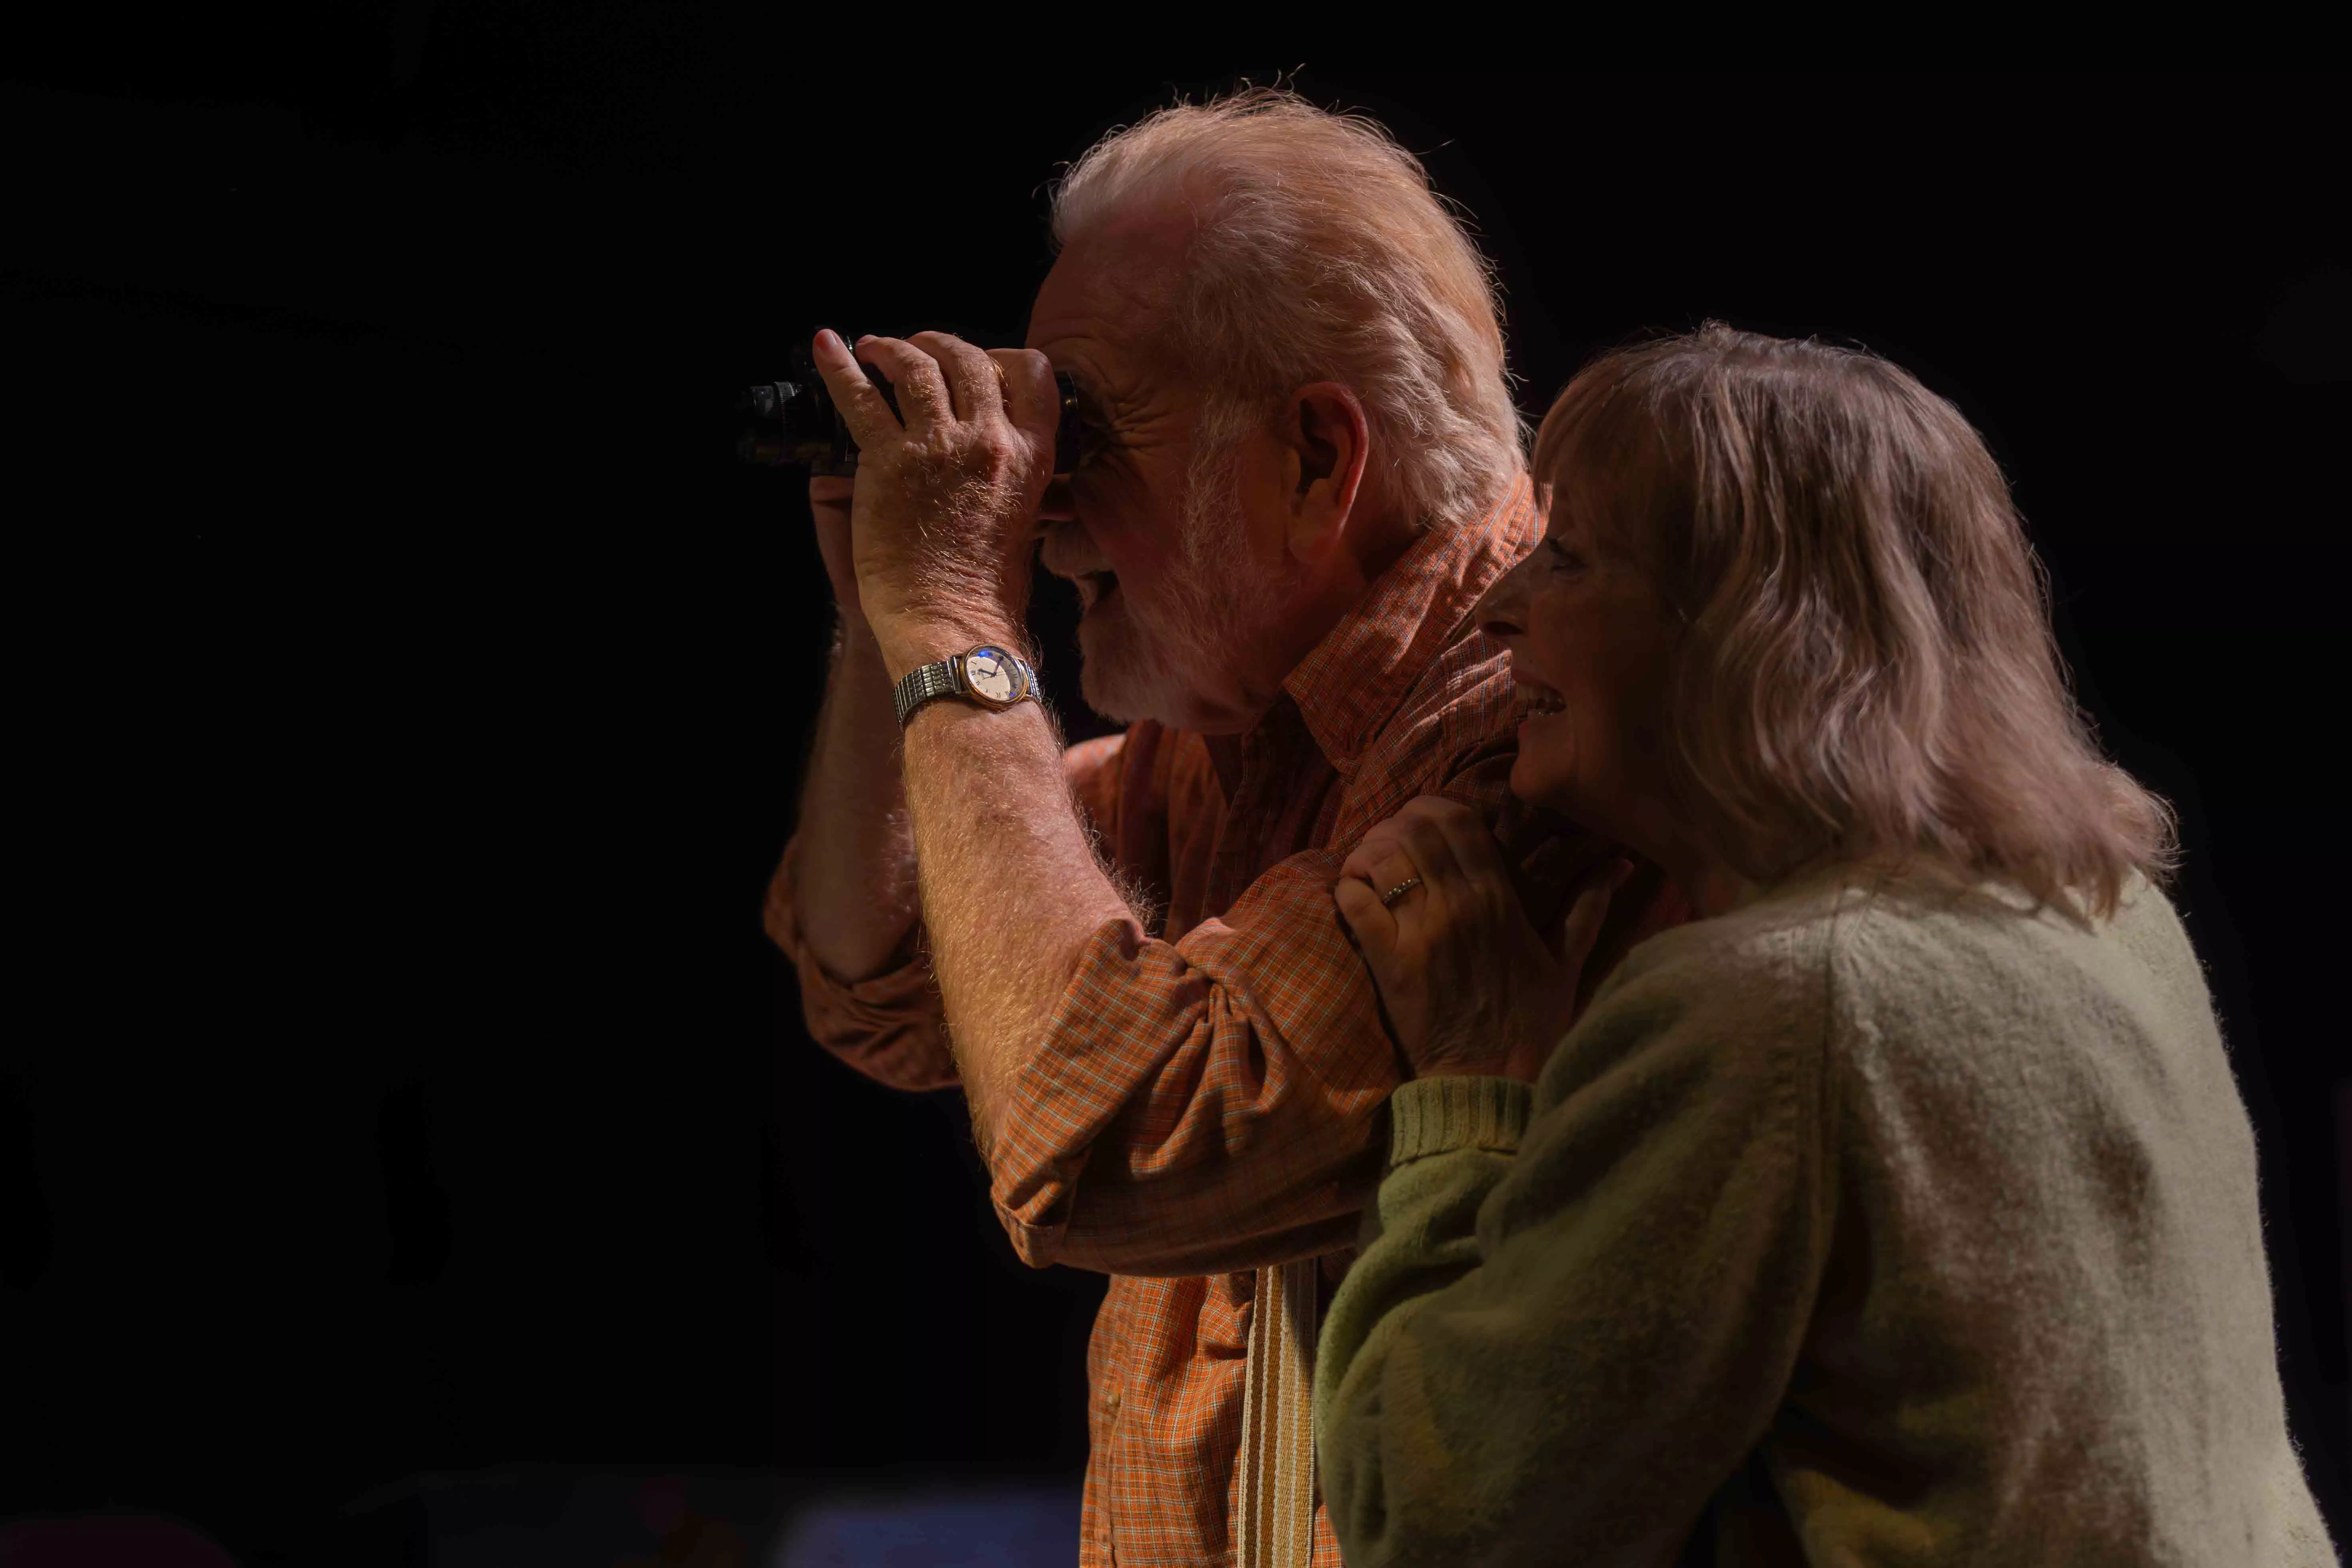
[[1237, 1259, 1320, 1568]]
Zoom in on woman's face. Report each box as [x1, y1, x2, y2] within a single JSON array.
[[1476, 499, 1677, 845]]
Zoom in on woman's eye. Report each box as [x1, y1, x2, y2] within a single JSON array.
[[1545, 539, 1586, 572]]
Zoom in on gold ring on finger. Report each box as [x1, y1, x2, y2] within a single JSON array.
[[1379, 876, 1424, 907]]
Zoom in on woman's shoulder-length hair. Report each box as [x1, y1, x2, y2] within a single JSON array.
[[1535, 324, 2176, 918]]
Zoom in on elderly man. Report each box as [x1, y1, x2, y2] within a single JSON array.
[[767, 90, 1679, 1565]]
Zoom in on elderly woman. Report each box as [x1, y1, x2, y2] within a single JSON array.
[[1320, 327, 2338, 1566]]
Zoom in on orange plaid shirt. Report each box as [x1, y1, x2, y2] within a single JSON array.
[[767, 478, 1684, 1566]]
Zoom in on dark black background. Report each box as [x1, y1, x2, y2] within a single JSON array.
[[4, 28, 2346, 1564]]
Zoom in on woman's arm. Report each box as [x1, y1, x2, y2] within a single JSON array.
[[1314, 919, 1838, 1568]]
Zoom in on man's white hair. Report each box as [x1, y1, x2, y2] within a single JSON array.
[[1049, 88, 1526, 532]]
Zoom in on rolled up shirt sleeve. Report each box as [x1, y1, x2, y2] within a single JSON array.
[[766, 732, 1134, 1096], [763, 834, 959, 1092], [1312, 934, 1836, 1568], [979, 731, 1678, 1282], [988, 845, 1402, 1279]]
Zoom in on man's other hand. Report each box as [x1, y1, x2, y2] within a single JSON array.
[[808, 327, 1058, 672], [809, 473, 864, 635]]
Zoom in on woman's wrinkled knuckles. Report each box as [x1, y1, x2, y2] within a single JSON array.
[[1341, 820, 1405, 879], [1396, 816, 1456, 876], [1412, 795, 1486, 845], [1366, 853, 1420, 903], [1392, 818, 1449, 865], [1332, 875, 1384, 934]]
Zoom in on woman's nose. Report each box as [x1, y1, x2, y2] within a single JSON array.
[[1475, 556, 1532, 643]]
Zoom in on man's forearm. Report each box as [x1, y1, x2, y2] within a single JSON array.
[[791, 618, 923, 980], [896, 650, 1135, 1151], [810, 322, 1130, 1148]]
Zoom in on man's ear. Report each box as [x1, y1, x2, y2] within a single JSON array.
[[1282, 382, 1370, 566]]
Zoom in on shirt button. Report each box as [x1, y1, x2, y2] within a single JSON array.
[[1104, 1391, 1122, 1416]]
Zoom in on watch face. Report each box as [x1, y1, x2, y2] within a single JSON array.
[[964, 648, 1021, 705]]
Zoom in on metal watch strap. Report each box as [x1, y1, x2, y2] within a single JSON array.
[[892, 646, 1039, 728], [892, 659, 964, 728]]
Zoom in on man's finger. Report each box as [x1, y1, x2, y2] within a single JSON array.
[[855, 335, 952, 436], [810, 329, 901, 450], [908, 331, 1004, 425], [989, 347, 1060, 451]]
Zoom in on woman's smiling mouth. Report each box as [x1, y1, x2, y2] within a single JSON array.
[[1518, 677, 1567, 716]]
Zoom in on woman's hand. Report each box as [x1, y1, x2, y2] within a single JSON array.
[[1336, 797, 1630, 1082]]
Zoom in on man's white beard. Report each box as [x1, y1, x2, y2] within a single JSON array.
[[1077, 443, 1290, 729]]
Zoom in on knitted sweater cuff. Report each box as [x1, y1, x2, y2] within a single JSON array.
[[1387, 1076, 1531, 1166]]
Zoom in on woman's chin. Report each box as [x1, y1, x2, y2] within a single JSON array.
[[1506, 751, 1582, 814]]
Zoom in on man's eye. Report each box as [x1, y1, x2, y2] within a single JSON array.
[[1072, 417, 1117, 468]]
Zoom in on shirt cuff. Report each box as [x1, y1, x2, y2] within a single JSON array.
[[766, 835, 960, 1093], [1386, 1076, 1531, 1166]]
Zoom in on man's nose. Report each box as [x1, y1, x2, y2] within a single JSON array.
[[1038, 476, 1077, 523]]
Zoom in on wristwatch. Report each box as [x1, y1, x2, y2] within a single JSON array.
[[892, 644, 1040, 728]]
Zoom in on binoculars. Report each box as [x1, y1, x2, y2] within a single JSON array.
[[738, 342, 1087, 475]]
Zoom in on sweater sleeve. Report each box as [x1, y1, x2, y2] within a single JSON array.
[[1314, 919, 1838, 1568]]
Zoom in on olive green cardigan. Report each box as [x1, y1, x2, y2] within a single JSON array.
[[1315, 872, 2337, 1567]]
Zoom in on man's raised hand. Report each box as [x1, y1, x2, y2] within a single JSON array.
[[807, 328, 1059, 675], [809, 473, 864, 635]]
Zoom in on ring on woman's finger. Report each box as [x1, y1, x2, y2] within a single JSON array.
[[1378, 876, 1424, 907]]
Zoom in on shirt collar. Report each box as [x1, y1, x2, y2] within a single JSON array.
[[1280, 474, 1539, 775]]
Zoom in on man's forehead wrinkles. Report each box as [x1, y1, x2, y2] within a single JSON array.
[[1036, 215, 1183, 327], [1032, 296, 1159, 412], [1027, 219, 1193, 430]]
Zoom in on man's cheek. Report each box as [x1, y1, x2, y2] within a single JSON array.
[[1093, 525, 1173, 588], [1074, 483, 1183, 576]]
